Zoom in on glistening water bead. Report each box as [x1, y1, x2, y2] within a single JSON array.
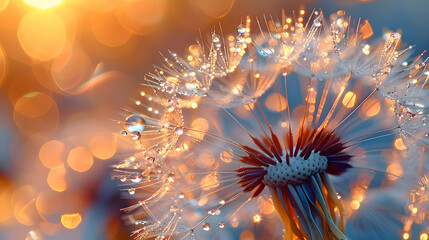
[[125, 114, 146, 133]]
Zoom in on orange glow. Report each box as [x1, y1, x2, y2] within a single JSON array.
[[0, 179, 13, 223], [253, 214, 261, 223], [342, 91, 356, 108], [13, 92, 59, 135], [67, 147, 94, 172], [61, 213, 82, 229], [51, 47, 93, 93], [18, 11, 66, 61], [265, 93, 287, 112], [39, 140, 64, 169], [386, 163, 403, 180], [240, 230, 255, 240], [360, 98, 380, 118], [12, 186, 36, 226], [259, 198, 274, 214], [394, 138, 407, 150], [36, 190, 62, 215], [47, 165, 67, 192], [350, 200, 360, 210], [24, 0, 62, 9], [197, 0, 235, 18], [200, 173, 219, 191], [115, 0, 167, 35], [403, 233, 410, 239], [14, 92, 54, 118], [0, 0, 8, 11], [89, 131, 117, 160], [220, 150, 233, 163], [0, 46, 7, 88], [190, 118, 209, 140], [91, 12, 133, 47], [421, 233, 428, 240]]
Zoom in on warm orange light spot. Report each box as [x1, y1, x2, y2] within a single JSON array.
[[265, 93, 287, 112], [359, 19, 373, 40], [0, 179, 12, 223], [350, 200, 360, 210], [91, 12, 133, 47], [394, 138, 407, 150], [14, 92, 53, 118], [36, 190, 62, 215], [360, 98, 380, 118], [190, 118, 209, 140], [420, 233, 428, 240], [67, 147, 93, 172], [18, 11, 66, 61], [200, 173, 218, 191], [259, 198, 274, 214], [39, 140, 64, 169], [89, 131, 116, 160], [342, 91, 356, 108], [51, 47, 93, 94], [197, 0, 234, 18], [198, 152, 215, 167], [61, 213, 82, 229], [412, 207, 418, 214], [47, 165, 67, 192], [253, 214, 262, 223], [115, 0, 167, 35], [12, 186, 36, 226], [403, 233, 410, 239], [24, 0, 62, 9], [240, 230, 255, 240], [220, 150, 233, 163], [386, 163, 403, 180], [0, 46, 7, 88]]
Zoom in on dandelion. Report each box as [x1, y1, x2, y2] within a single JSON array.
[[115, 9, 428, 240]]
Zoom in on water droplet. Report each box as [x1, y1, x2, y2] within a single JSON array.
[[237, 24, 246, 34], [399, 97, 428, 115], [125, 114, 146, 132], [121, 131, 128, 136], [179, 193, 185, 199], [128, 188, 136, 195], [175, 127, 183, 135], [202, 223, 211, 231], [131, 131, 141, 140], [314, 16, 322, 27], [185, 81, 199, 91], [212, 33, 220, 43], [218, 222, 225, 228], [130, 172, 143, 183], [236, 35, 245, 43], [119, 176, 127, 182]]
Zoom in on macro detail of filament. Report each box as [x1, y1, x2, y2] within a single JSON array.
[[114, 9, 429, 240]]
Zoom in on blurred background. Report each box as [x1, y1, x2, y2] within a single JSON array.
[[0, 0, 428, 239]]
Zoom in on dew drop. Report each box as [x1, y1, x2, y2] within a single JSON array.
[[119, 176, 127, 182], [131, 131, 141, 140], [175, 127, 183, 135], [125, 114, 146, 132], [212, 33, 220, 43], [121, 131, 128, 136], [128, 188, 136, 195], [236, 35, 245, 43], [218, 222, 225, 228], [130, 172, 143, 183], [237, 24, 246, 34], [314, 16, 322, 28], [179, 193, 185, 199], [202, 223, 211, 231], [399, 97, 428, 115]]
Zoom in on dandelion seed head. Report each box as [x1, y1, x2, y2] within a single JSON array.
[[115, 9, 429, 240]]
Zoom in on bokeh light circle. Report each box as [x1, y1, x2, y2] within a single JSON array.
[[18, 10, 66, 61]]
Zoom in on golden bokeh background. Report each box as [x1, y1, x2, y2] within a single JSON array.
[[0, 0, 428, 239]]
